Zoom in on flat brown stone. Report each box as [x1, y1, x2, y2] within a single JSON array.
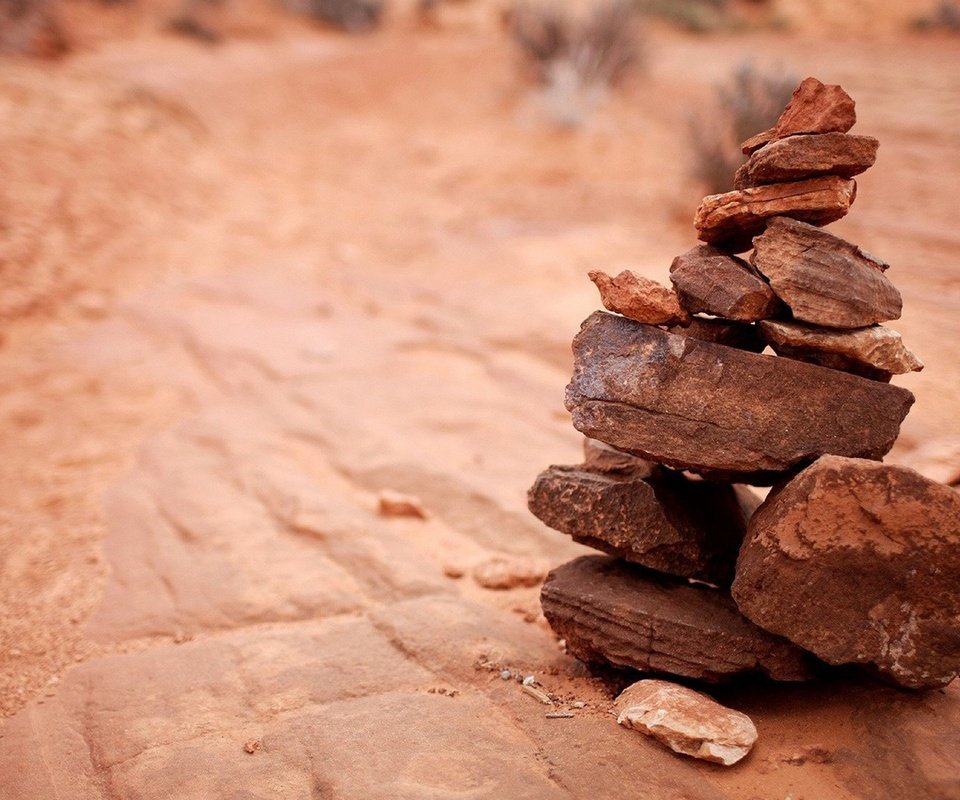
[[734, 133, 878, 189], [752, 217, 902, 328], [588, 269, 690, 326], [668, 317, 766, 353], [670, 245, 782, 322], [759, 320, 923, 380], [582, 437, 656, 474], [541, 555, 814, 682], [527, 464, 749, 585], [565, 311, 914, 483], [694, 176, 856, 252], [732, 456, 960, 689]]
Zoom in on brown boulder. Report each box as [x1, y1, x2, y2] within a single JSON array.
[[588, 269, 690, 326], [752, 217, 902, 328], [527, 464, 749, 585], [540, 555, 814, 682], [668, 317, 766, 353], [694, 176, 856, 251], [669, 245, 782, 322], [565, 311, 914, 483], [759, 319, 923, 380], [732, 455, 960, 689], [734, 133, 878, 189]]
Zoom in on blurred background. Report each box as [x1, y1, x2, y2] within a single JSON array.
[[2, 2, 959, 797]]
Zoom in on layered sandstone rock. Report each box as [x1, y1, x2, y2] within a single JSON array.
[[734, 133, 878, 189]]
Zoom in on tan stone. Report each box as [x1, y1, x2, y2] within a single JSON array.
[[588, 269, 690, 326], [694, 176, 856, 251], [616, 680, 758, 766], [472, 556, 547, 590]]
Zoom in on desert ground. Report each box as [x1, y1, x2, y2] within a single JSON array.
[[1, 1, 959, 797]]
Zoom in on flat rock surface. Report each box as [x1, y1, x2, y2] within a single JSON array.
[[734, 133, 878, 189], [541, 556, 814, 682], [617, 680, 758, 766], [752, 217, 902, 328], [759, 319, 923, 379], [733, 455, 960, 689], [670, 245, 782, 321], [588, 269, 690, 326], [694, 176, 857, 251], [528, 464, 749, 585], [566, 311, 914, 483]]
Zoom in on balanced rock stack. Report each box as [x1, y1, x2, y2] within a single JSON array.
[[529, 78, 960, 695]]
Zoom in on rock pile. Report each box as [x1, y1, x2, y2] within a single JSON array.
[[529, 78, 960, 702]]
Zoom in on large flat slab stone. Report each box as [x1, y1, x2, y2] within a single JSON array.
[[540, 556, 814, 682], [734, 132, 878, 189], [565, 312, 914, 483]]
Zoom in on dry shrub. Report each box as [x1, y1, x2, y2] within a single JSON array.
[[282, 0, 383, 31], [0, 0, 69, 57], [510, 0, 643, 126], [912, 1, 960, 31], [637, 0, 734, 32], [689, 63, 797, 195]]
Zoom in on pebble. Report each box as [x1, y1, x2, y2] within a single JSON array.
[[500, 670, 512, 680], [522, 675, 536, 686]]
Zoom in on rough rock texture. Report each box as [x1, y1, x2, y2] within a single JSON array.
[[566, 311, 914, 483], [734, 133, 878, 189], [732, 456, 960, 689], [752, 217, 902, 328], [670, 245, 782, 322], [694, 176, 856, 251], [541, 556, 813, 682], [588, 269, 690, 326], [668, 317, 766, 353], [759, 319, 923, 380], [616, 680, 758, 766], [582, 437, 655, 474], [741, 78, 857, 154], [527, 464, 749, 585]]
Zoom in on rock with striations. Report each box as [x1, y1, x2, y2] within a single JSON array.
[[694, 176, 856, 252], [669, 245, 782, 322], [752, 217, 902, 328], [528, 464, 749, 585], [732, 455, 960, 689], [759, 319, 923, 381], [582, 437, 656, 474], [541, 555, 814, 682], [742, 77, 857, 154], [668, 317, 766, 353], [588, 269, 690, 326], [565, 311, 914, 483], [616, 679, 758, 766], [734, 133, 878, 189]]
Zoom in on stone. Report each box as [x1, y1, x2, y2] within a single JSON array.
[[752, 217, 902, 328], [774, 77, 857, 139], [588, 269, 690, 326], [472, 556, 548, 590], [565, 311, 914, 484], [582, 437, 656, 475], [377, 489, 428, 519], [694, 176, 856, 252], [668, 317, 766, 353], [527, 464, 749, 585], [541, 556, 813, 681], [758, 320, 923, 380], [616, 679, 758, 766], [732, 455, 960, 689], [669, 245, 782, 322], [734, 133, 878, 189]]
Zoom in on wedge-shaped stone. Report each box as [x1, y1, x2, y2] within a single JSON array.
[[528, 464, 748, 585], [694, 176, 856, 252], [759, 319, 923, 380], [752, 217, 901, 328], [670, 245, 782, 322], [732, 456, 960, 689], [582, 437, 655, 474], [588, 269, 690, 326], [735, 133, 878, 189], [741, 77, 857, 154], [616, 680, 758, 766], [565, 312, 914, 483], [541, 556, 813, 682]]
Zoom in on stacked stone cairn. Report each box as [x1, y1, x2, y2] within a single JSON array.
[[529, 78, 960, 701]]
